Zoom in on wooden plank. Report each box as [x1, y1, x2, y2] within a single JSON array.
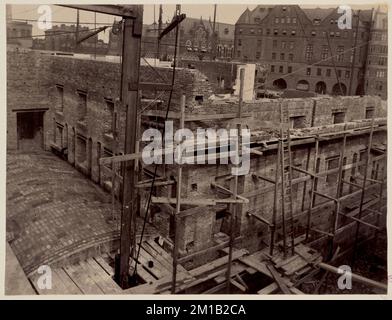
[[189, 249, 248, 277], [135, 266, 157, 284], [29, 267, 80, 295], [266, 264, 291, 294], [151, 196, 248, 206], [54, 268, 83, 294], [258, 282, 279, 294], [136, 250, 166, 279], [94, 256, 114, 276], [63, 262, 105, 294], [141, 246, 172, 276], [144, 240, 189, 274], [84, 259, 123, 294], [282, 257, 309, 276]]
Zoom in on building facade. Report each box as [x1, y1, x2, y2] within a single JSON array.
[[234, 5, 384, 97], [108, 17, 235, 61], [44, 24, 108, 55], [365, 7, 388, 99]]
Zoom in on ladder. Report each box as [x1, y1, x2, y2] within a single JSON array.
[[279, 101, 295, 258]]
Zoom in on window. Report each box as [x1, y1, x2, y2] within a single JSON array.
[[311, 30, 316, 36], [317, 68, 321, 76], [256, 52, 261, 59], [250, 29, 255, 34], [337, 46, 344, 62], [286, 17, 291, 23], [238, 39, 242, 46], [239, 29, 243, 34], [288, 53, 293, 61], [281, 41, 286, 49], [337, 70, 342, 78], [272, 52, 276, 60], [330, 31, 334, 37], [289, 42, 294, 50], [305, 45, 313, 61], [335, 31, 340, 37], [274, 29, 278, 35], [279, 66, 283, 73], [345, 70, 350, 78], [326, 69, 331, 77], [282, 30, 287, 35], [77, 90, 87, 121], [326, 156, 340, 184], [271, 65, 275, 72], [292, 18, 297, 24], [237, 50, 241, 58], [333, 111, 345, 124], [288, 66, 292, 73], [257, 40, 262, 47], [290, 116, 306, 129], [56, 84, 64, 112], [321, 45, 328, 60], [273, 40, 277, 48], [291, 30, 296, 36], [275, 17, 279, 24], [281, 17, 285, 23], [105, 99, 115, 134], [280, 53, 285, 60], [366, 107, 375, 119], [266, 29, 270, 35], [306, 68, 311, 76], [359, 150, 368, 176]]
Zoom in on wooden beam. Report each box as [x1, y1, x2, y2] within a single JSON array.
[[318, 262, 387, 291], [314, 191, 338, 202], [151, 196, 248, 206], [338, 212, 380, 230], [115, 5, 143, 289], [266, 264, 291, 294], [135, 179, 175, 188], [211, 183, 249, 203], [60, 5, 137, 18], [252, 174, 275, 184]]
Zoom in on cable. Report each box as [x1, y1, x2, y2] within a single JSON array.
[[132, 12, 181, 279]]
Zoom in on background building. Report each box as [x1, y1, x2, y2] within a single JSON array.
[[234, 5, 386, 97], [6, 5, 33, 49], [44, 24, 108, 55], [365, 7, 388, 99], [108, 17, 235, 61]]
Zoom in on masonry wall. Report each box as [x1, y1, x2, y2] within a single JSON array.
[[7, 50, 387, 265]]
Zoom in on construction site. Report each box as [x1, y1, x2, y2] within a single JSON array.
[[5, 5, 388, 295]]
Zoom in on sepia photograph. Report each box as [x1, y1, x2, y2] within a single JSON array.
[[4, 2, 388, 297]]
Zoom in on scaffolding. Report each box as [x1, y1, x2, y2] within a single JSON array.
[[85, 4, 387, 294]]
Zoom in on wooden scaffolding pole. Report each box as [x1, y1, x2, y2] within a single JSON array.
[[117, 6, 143, 289], [171, 95, 186, 294], [226, 68, 244, 292], [351, 115, 375, 265]]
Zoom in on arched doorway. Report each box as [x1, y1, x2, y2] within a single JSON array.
[[332, 83, 347, 96], [296, 80, 310, 91], [315, 81, 327, 94], [272, 78, 287, 90]]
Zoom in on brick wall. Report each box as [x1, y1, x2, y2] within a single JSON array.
[[7, 49, 387, 263]]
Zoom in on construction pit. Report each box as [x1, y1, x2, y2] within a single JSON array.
[[6, 49, 388, 295]]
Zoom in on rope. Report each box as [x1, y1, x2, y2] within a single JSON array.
[[132, 14, 181, 278]]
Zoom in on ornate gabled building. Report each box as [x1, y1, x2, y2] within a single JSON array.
[[108, 17, 235, 61], [234, 5, 382, 97]]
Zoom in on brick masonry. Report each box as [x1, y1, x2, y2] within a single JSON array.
[[7, 50, 387, 264]]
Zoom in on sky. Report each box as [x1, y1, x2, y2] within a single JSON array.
[[9, 3, 379, 43]]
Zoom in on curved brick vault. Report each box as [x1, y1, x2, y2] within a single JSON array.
[[6, 151, 157, 276]]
